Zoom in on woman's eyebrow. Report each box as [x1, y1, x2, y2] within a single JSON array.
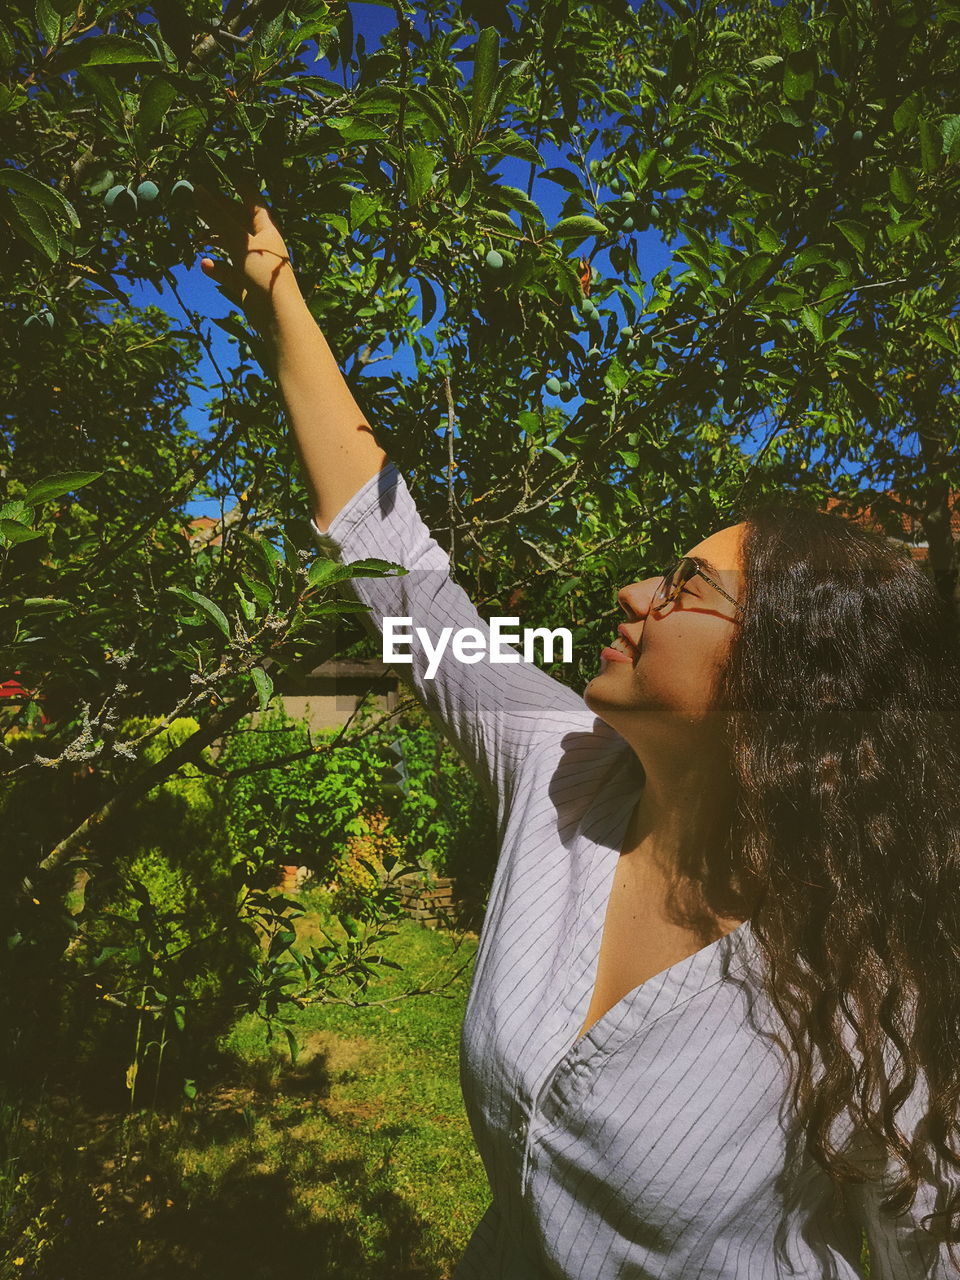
[[690, 554, 725, 583]]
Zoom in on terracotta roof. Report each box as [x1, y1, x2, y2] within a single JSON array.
[[821, 488, 960, 561], [183, 515, 223, 548]]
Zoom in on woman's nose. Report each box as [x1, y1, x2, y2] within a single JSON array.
[[617, 577, 660, 620]]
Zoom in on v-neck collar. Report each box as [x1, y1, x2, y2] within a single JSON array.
[[560, 743, 758, 1064]]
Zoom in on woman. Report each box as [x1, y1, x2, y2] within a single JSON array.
[[195, 179, 960, 1278]]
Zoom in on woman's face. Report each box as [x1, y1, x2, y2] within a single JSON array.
[[583, 522, 747, 733]]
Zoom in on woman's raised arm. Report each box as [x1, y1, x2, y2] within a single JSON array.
[[196, 175, 594, 808], [194, 176, 387, 529]]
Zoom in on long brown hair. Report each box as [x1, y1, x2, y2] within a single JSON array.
[[714, 492, 960, 1264]]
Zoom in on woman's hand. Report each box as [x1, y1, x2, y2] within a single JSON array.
[[194, 176, 300, 334]]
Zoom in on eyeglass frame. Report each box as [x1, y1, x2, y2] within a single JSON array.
[[653, 556, 746, 617]]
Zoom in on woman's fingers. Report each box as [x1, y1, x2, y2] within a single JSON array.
[[193, 181, 250, 253], [199, 255, 248, 308]]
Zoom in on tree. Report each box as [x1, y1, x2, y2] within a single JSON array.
[[1, 0, 958, 1100]]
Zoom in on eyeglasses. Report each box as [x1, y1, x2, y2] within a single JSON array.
[[652, 557, 746, 616]]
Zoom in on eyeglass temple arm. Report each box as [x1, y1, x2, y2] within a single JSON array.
[[689, 559, 745, 614]]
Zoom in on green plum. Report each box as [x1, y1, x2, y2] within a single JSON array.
[[136, 180, 159, 204], [168, 179, 194, 205], [485, 249, 504, 270], [104, 184, 138, 217], [545, 376, 562, 395]]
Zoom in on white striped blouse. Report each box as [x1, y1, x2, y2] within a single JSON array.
[[309, 459, 957, 1280]]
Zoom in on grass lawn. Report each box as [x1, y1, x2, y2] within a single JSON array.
[[2, 887, 489, 1280], [2, 885, 875, 1279]]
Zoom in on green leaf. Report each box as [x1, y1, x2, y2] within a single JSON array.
[[233, 582, 256, 621], [941, 114, 960, 162], [922, 320, 957, 353], [0, 190, 60, 262], [47, 33, 161, 72], [326, 116, 387, 142], [493, 184, 543, 222], [493, 130, 542, 165], [799, 305, 823, 342], [327, 556, 408, 580], [747, 54, 783, 71], [893, 91, 920, 134], [0, 519, 44, 545], [135, 74, 179, 142], [1, 499, 34, 523], [351, 86, 402, 114], [834, 219, 867, 254], [166, 587, 232, 639], [405, 143, 437, 206], [488, 57, 529, 124], [250, 665, 273, 711], [0, 21, 15, 72], [782, 47, 817, 101], [22, 597, 72, 610], [307, 558, 342, 588], [71, 64, 121, 121], [634, 148, 658, 189], [0, 166, 80, 228], [792, 245, 831, 271], [417, 275, 438, 325], [779, 3, 804, 50], [886, 217, 926, 245], [889, 164, 915, 203], [552, 215, 607, 243], [918, 116, 939, 173], [283, 1025, 300, 1066], [348, 190, 380, 231], [0, 84, 27, 113], [340, 912, 359, 938], [470, 26, 501, 135], [22, 470, 102, 504], [540, 166, 581, 192], [603, 356, 630, 393], [253, 535, 279, 586], [211, 314, 253, 346], [35, 0, 67, 47]]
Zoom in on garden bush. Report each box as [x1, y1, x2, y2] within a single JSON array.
[[67, 715, 259, 1099], [216, 697, 497, 922]]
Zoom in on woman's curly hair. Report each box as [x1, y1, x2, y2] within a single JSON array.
[[702, 492, 960, 1267]]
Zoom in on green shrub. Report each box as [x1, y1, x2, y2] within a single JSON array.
[[71, 715, 259, 1093], [216, 697, 497, 923]]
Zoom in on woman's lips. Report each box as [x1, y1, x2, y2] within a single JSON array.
[[600, 626, 639, 665], [617, 625, 639, 655], [600, 646, 633, 664]]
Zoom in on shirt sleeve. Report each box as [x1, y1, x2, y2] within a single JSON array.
[[307, 459, 593, 810]]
